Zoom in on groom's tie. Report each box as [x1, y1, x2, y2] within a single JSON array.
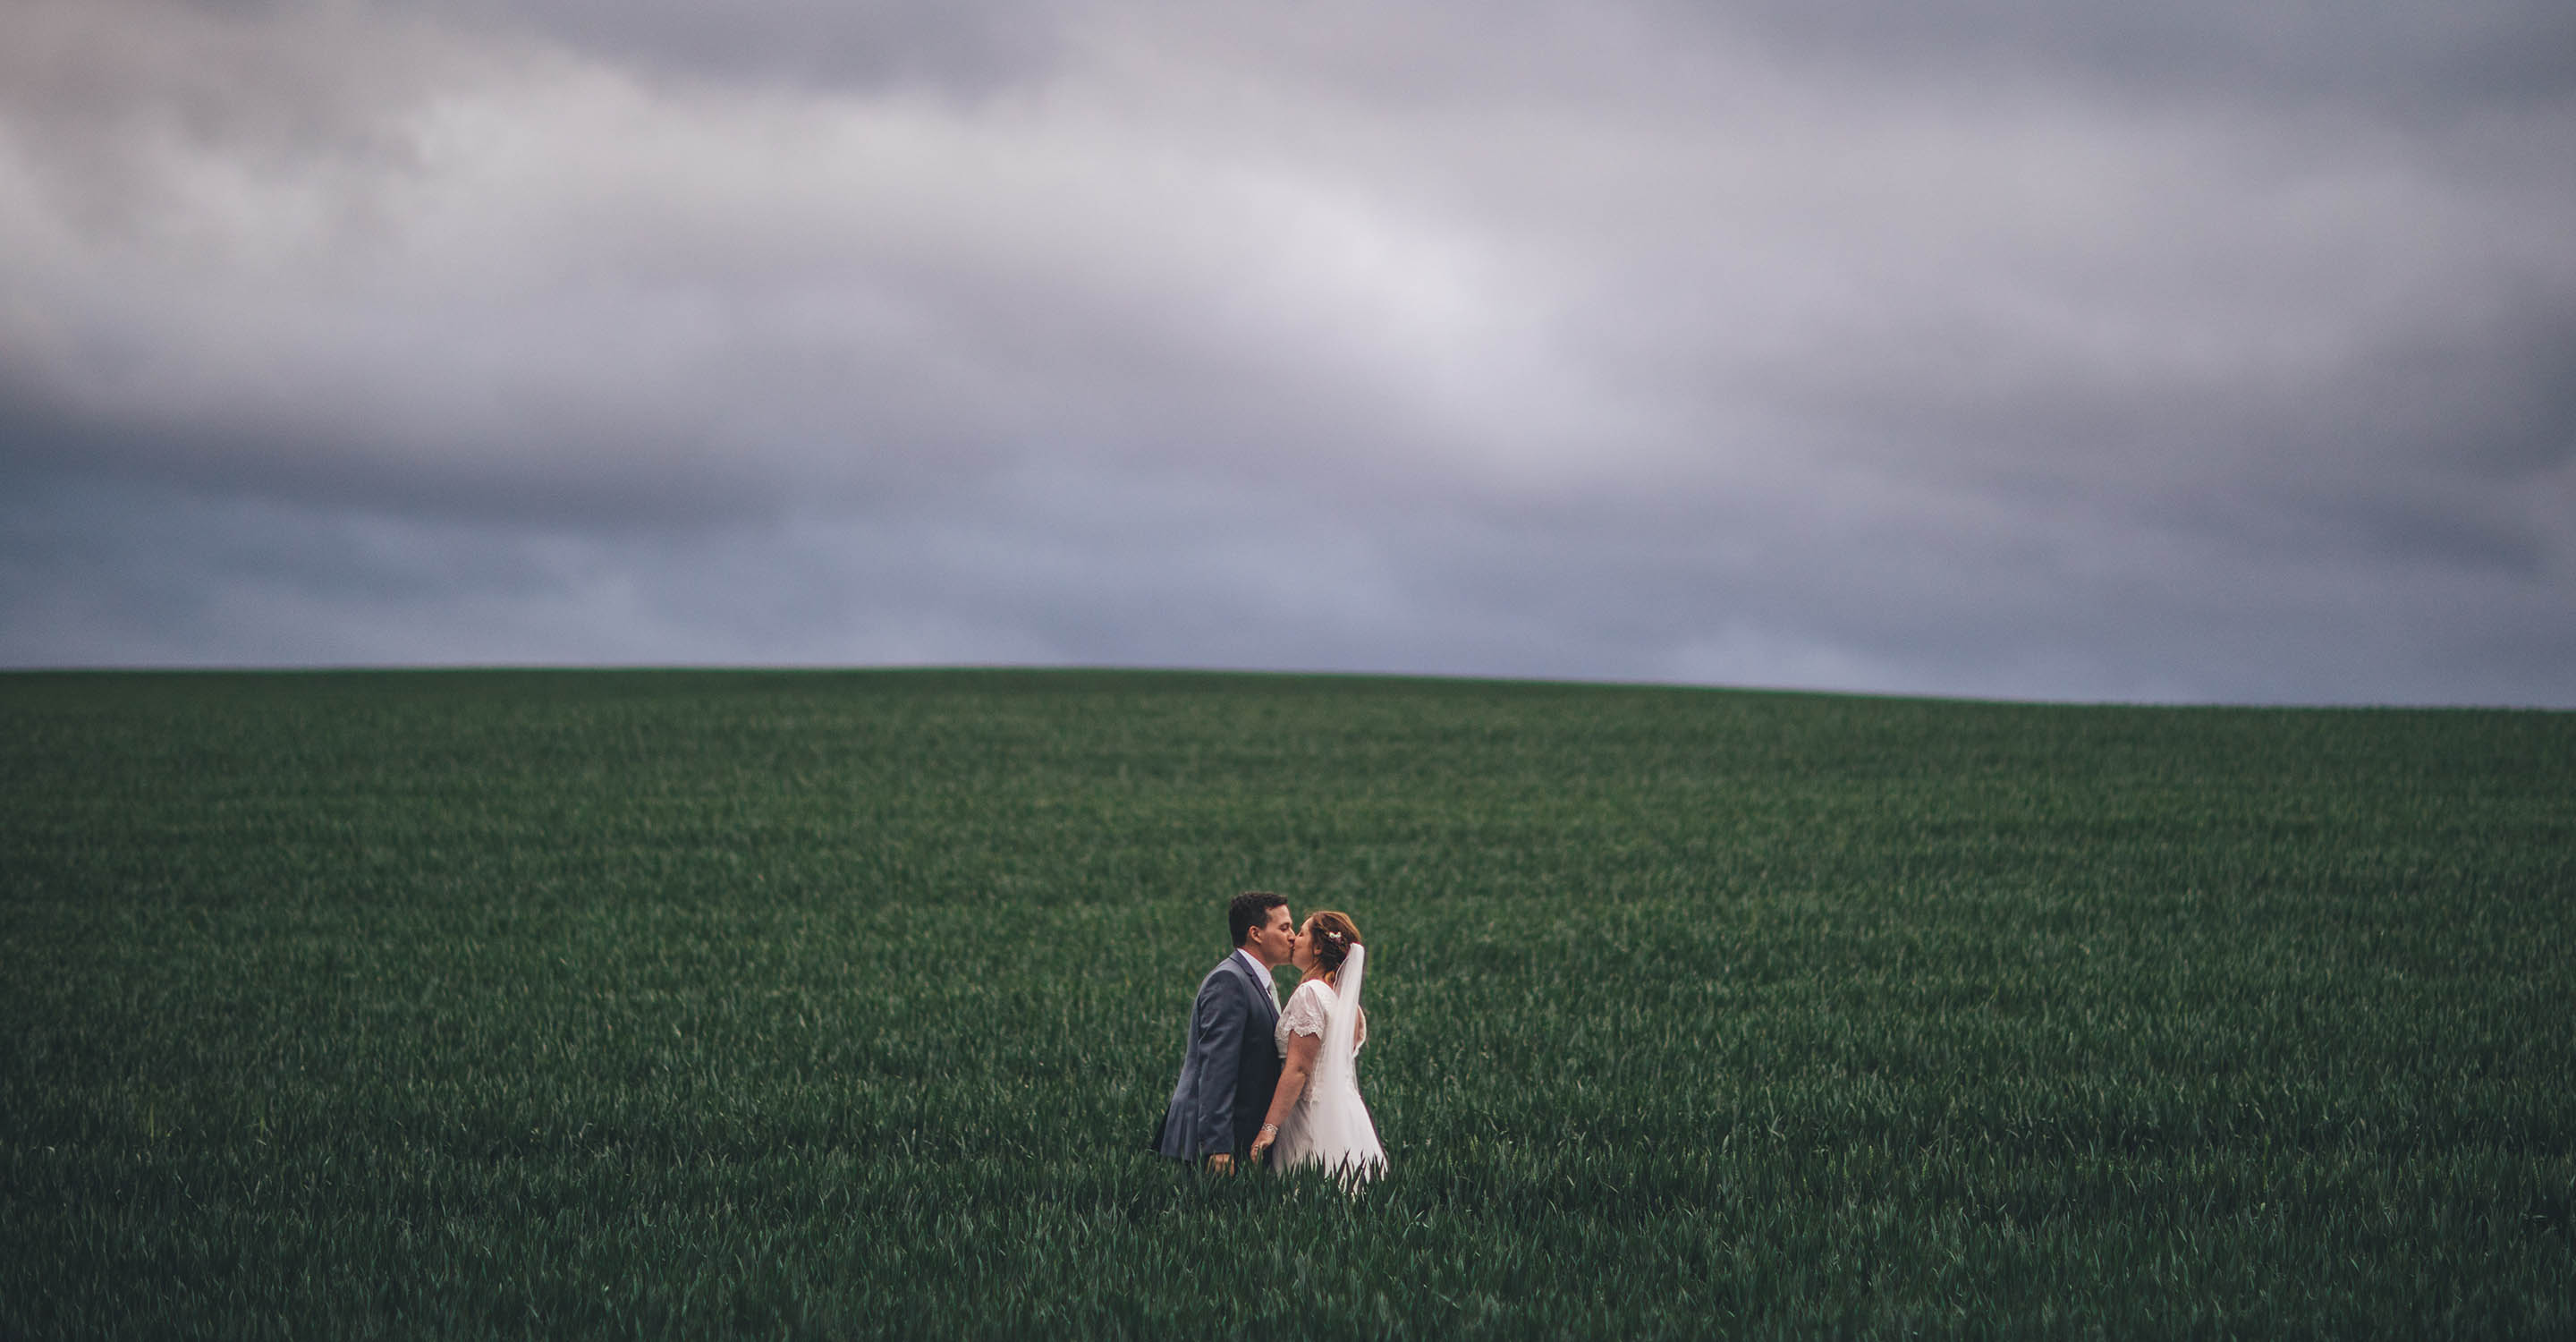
[[1245, 951, 1281, 1015]]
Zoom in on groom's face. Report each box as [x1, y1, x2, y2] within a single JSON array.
[[1247, 904, 1296, 967]]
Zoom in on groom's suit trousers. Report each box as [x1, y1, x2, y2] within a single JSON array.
[[1153, 955, 1283, 1161]]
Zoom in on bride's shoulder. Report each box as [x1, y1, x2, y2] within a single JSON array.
[[1285, 978, 1339, 1012]]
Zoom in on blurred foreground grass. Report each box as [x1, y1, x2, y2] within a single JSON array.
[[3, 669, 2572, 1338]]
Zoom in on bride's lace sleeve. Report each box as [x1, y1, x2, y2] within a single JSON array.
[[1280, 981, 1328, 1039]]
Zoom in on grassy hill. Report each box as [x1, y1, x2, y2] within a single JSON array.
[[4, 669, 2570, 1337]]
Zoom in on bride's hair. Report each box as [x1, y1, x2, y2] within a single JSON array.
[[1306, 910, 1362, 978]]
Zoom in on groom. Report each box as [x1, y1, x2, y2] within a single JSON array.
[[1154, 891, 1295, 1172]]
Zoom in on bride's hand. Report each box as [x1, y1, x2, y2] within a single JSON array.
[[1248, 1124, 1277, 1165]]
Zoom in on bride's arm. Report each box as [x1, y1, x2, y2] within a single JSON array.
[[1249, 1032, 1321, 1164]]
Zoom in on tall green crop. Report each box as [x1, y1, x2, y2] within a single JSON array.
[[4, 670, 2571, 1338]]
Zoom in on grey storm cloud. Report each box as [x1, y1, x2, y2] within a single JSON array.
[[3, 0, 2572, 701]]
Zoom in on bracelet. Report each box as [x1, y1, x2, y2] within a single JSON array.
[[1259, 1124, 1278, 1137]]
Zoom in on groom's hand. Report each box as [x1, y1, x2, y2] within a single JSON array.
[[1207, 1153, 1234, 1175]]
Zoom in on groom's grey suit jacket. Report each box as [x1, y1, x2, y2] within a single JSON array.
[[1153, 951, 1283, 1162]]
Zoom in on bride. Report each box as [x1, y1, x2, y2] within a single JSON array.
[[1248, 910, 1385, 1185]]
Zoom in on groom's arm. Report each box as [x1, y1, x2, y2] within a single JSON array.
[[1188, 973, 1249, 1159]]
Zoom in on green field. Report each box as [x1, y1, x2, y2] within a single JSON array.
[[4, 669, 2571, 1338]]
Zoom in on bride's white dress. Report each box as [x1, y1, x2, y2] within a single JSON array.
[[1269, 956, 1385, 1185]]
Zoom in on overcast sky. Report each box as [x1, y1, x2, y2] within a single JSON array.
[[4, 0, 2571, 702]]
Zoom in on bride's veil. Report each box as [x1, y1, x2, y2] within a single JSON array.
[[1318, 943, 1366, 1083], [1307, 939, 1385, 1188]]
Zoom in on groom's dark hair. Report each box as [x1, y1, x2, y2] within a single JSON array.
[[1229, 890, 1288, 947]]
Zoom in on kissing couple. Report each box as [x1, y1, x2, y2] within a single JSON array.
[[1153, 891, 1386, 1185]]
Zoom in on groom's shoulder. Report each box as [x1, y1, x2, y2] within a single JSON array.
[[1197, 954, 1248, 993]]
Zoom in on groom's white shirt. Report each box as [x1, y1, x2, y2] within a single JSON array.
[[1234, 947, 1282, 1014]]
